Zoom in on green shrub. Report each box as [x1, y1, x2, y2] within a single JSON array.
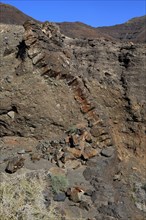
[[50, 174, 69, 194], [66, 125, 79, 135]]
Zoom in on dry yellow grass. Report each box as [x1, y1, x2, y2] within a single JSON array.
[[0, 171, 63, 220]]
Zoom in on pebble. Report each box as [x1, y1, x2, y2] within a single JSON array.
[[101, 146, 115, 157], [69, 187, 85, 203], [31, 153, 42, 162], [5, 156, 25, 174], [6, 75, 13, 83], [56, 160, 64, 168], [7, 111, 15, 119], [113, 174, 121, 181], [17, 149, 25, 154], [53, 192, 66, 202]]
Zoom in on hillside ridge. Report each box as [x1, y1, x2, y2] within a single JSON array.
[[0, 2, 146, 42]]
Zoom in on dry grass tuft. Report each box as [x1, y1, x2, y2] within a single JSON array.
[[0, 171, 63, 220]]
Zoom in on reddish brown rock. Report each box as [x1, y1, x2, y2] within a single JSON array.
[[69, 187, 85, 203], [67, 148, 82, 158], [82, 147, 99, 160], [61, 152, 76, 163], [71, 134, 80, 146], [84, 131, 92, 143]]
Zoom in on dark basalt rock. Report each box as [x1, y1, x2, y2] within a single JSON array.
[[53, 192, 66, 202], [101, 146, 115, 157]]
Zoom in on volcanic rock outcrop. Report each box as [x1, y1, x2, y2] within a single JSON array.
[[0, 19, 146, 220]]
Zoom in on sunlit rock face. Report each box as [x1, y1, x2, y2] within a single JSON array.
[[0, 14, 146, 220]]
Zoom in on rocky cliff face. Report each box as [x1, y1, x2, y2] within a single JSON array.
[[0, 20, 146, 220]]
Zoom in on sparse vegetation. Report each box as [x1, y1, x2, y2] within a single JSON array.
[[66, 125, 80, 134], [0, 172, 63, 220], [50, 174, 69, 194], [66, 125, 80, 135]]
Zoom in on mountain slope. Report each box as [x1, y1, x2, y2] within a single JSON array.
[[0, 2, 145, 43], [57, 21, 114, 40], [0, 2, 38, 25], [97, 16, 146, 43], [58, 16, 146, 43]]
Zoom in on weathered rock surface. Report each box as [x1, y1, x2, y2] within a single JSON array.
[[5, 156, 25, 173], [0, 19, 146, 220]]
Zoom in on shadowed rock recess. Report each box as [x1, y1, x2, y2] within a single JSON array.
[[0, 19, 146, 220]]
